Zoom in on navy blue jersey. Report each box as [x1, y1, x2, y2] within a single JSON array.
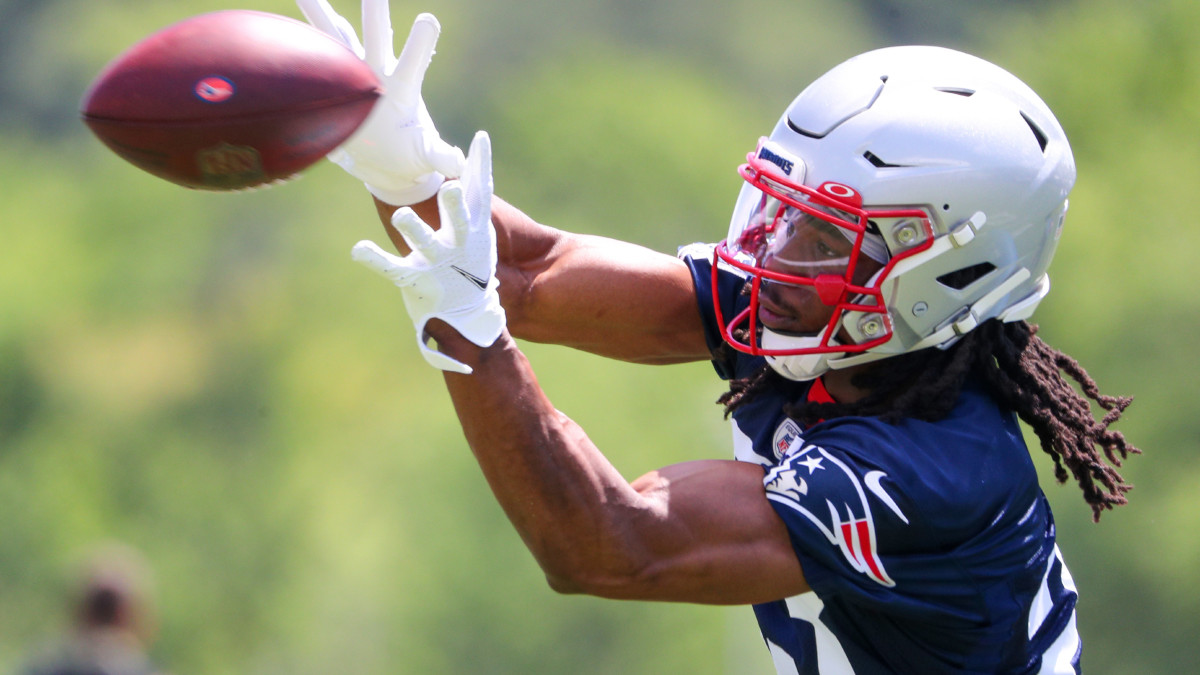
[[681, 248, 1081, 674]]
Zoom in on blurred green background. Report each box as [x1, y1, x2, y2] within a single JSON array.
[[2, 0, 1198, 672]]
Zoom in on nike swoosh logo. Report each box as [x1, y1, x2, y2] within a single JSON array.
[[865, 470, 909, 524], [451, 265, 489, 291]]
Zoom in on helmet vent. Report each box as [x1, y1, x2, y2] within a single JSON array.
[[1021, 112, 1049, 152], [863, 151, 906, 168], [937, 262, 996, 290], [935, 87, 976, 97]]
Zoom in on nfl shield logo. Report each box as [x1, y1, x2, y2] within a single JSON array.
[[195, 76, 236, 103], [772, 419, 804, 459]]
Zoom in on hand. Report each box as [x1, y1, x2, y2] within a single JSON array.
[[295, 0, 465, 205], [353, 131, 503, 374]]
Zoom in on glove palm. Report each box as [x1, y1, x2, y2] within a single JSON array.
[[353, 131, 503, 374]]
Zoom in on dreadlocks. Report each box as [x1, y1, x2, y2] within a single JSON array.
[[717, 320, 1139, 521]]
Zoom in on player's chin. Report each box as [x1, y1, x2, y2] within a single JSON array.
[[756, 297, 817, 335], [758, 306, 797, 331], [757, 313, 825, 339]]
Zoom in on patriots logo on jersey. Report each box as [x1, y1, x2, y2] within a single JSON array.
[[765, 444, 899, 587]]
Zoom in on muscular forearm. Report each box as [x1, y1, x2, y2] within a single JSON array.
[[427, 321, 654, 594], [374, 195, 710, 363], [424, 320, 809, 604]]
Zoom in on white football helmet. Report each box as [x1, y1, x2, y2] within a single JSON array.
[[713, 46, 1075, 381]]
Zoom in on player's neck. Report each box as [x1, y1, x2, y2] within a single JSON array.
[[820, 364, 876, 404]]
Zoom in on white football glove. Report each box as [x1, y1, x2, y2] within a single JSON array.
[[296, 0, 465, 205], [352, 131, 503, 374]]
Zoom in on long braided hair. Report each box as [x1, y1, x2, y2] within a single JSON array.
[[717, 320, 1139, 521]]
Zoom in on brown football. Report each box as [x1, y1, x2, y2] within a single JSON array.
[[81, 10, 382, 190]]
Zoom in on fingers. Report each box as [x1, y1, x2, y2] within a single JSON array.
[[411, 103, 465, 177], [461, 130, 493, 218], [391, 206, 440, 254], [436, 181, 471, 248], [361, 0, 395, 72], [465, 130, 493, 182], [351, 239, 403, 274], [296, 0, 364, 56], [390, 13, 441, 102], [296, 0, 341, 37], [426, 139, 467, 180]]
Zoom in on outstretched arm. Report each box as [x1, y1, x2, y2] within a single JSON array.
[[354, 145, 806, 604], [431, 324, 809, 604]]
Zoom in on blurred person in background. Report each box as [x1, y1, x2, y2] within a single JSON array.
[[22, 544, 164, 675], [298, 1, 1140, 671]]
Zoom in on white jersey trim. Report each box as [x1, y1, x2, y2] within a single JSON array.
[[1033, 545, 1081, 674], [732, 417, 772, 466], [766, 593, 855, 675]]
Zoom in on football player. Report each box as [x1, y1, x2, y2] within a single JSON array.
[[297, 1, 1140, 672]]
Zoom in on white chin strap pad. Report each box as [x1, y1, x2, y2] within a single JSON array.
[[762, 328, 834, 382]]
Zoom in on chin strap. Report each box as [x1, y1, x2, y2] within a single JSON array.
[[762, 327, 835, 381]]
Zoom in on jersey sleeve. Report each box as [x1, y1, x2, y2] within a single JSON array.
[[678, 244, 756, 381]]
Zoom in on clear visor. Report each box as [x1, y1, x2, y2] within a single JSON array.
[[727, 176, 879, 288]]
